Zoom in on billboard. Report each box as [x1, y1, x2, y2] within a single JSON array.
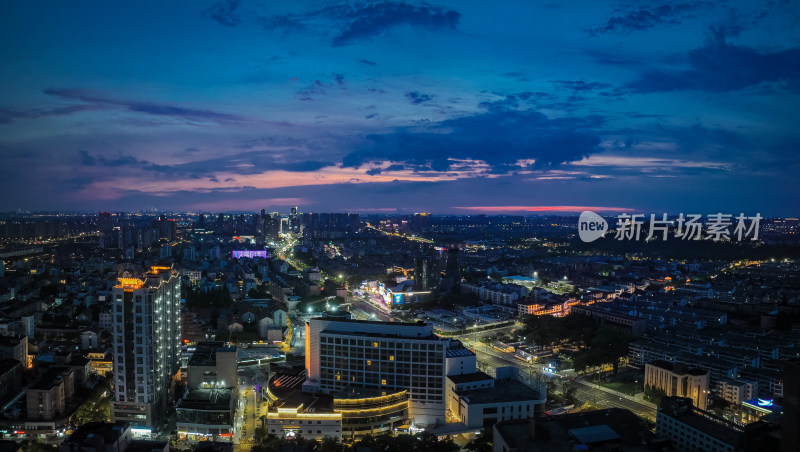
[[232, 250, 269, 259]]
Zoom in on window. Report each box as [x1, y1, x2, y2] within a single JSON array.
[[389, 355, 394, 361], [373, 342, 379, 348]]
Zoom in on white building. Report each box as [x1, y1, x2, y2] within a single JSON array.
[[717, 378, 757, 406], [111, 266, 182, 430], [446, 371, 545, 429], [656, 397, 743, 452], [304, 313, 471, 426]]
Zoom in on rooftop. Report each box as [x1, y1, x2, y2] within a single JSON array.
[[177, 388, 234, 411], [658, 397, 744, 444], [457, 379, 543, 404], [63, 422, 130, 447], [447, 372, 492, 385]]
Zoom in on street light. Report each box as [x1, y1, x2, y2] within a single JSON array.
[[307, 307, 312, 313]]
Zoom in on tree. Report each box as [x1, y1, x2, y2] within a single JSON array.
[[464, 428, 493, 452], [319, 436, 345, 452], [20, 440, 57, 452]]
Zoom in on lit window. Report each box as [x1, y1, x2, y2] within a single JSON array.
[[367, 360, 372, 366], [373, 342, 379, 348], [389, 355, 394, 361], [381, 379, 387, 385], [336, 375, 341, 381]]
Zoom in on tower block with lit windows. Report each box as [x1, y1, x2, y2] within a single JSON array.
[[110, 266, 182, 432]]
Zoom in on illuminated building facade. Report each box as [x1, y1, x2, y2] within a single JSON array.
[[304, 313, 468, 426], [177, 341, 238, 442], [110, 267, 182, 431], [645, 361, 709, 411]]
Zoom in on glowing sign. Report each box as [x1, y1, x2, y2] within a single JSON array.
[[757, 398, 773, 407], [116, 278, 144, 290], [232, 250, 269, 259], [393, 293, 404, 306], [285, 430, 296, 439]]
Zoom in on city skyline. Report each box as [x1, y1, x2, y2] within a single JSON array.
[[2, 1, 799, 215]]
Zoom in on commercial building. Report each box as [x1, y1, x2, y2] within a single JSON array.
[[176, 389, 236, 443], [266, 365, 408, 440], [58, 421, 168, 452], [656, 397, 744, 452], [645, 361, 710, 410], [304, 313, 453, 426], [303, 312, 545, 434], [177, 341, 238, 443], [493, 408, 660, 452], [447, 371, 545, 429], [110, 266, 182, 431]]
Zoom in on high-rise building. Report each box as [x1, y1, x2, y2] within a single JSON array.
[[305, 313, 458, 425], [414, 255, 439, 291], [110, 267, 182, 431]]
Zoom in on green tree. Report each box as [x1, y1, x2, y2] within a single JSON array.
[[464, 428, 493, 452]]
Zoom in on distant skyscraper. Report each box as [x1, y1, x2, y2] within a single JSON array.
[[110, 266, 182, 430], [414, 255, 439, 291], [290, 206, 298, 217], [446, 247, 460, 279]]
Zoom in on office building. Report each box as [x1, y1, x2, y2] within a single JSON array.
[[414, 256, 439, 291], [110, 267, 182, 431], [644, 361, 709, 410]]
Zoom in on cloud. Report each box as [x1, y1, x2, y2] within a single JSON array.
[[44, 88, 247, 123], [454, 205, 636, 213], [359, 59, 377, 66], [625, 28, 800, 93], [78, 151, 143, 167], [332, 2, 460, 46], [0, 105, 95, 125], [203, 0, 241, 27], [296, 74, 347, 100], [405, 91, 434, 104], [589, 3, 703, 35], [551, 80, 612, 92], [342, 109, 604, 173], [78, 150, 96, 166]]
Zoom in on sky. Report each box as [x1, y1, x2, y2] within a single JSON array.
[[1, 0, 799, 215]]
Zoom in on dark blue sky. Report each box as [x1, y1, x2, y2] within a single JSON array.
[[1, 1, 799, 215]]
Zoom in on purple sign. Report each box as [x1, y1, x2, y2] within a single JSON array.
[[232, 250, 268, 259]]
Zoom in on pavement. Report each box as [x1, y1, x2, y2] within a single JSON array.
[[572, 380, 656, 419], [466, 339, 656, 420]]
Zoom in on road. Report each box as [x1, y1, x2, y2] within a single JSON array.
[[463, 339, 655, 420], [572, 380, 655, 419], [351, 298, 393, 322]]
